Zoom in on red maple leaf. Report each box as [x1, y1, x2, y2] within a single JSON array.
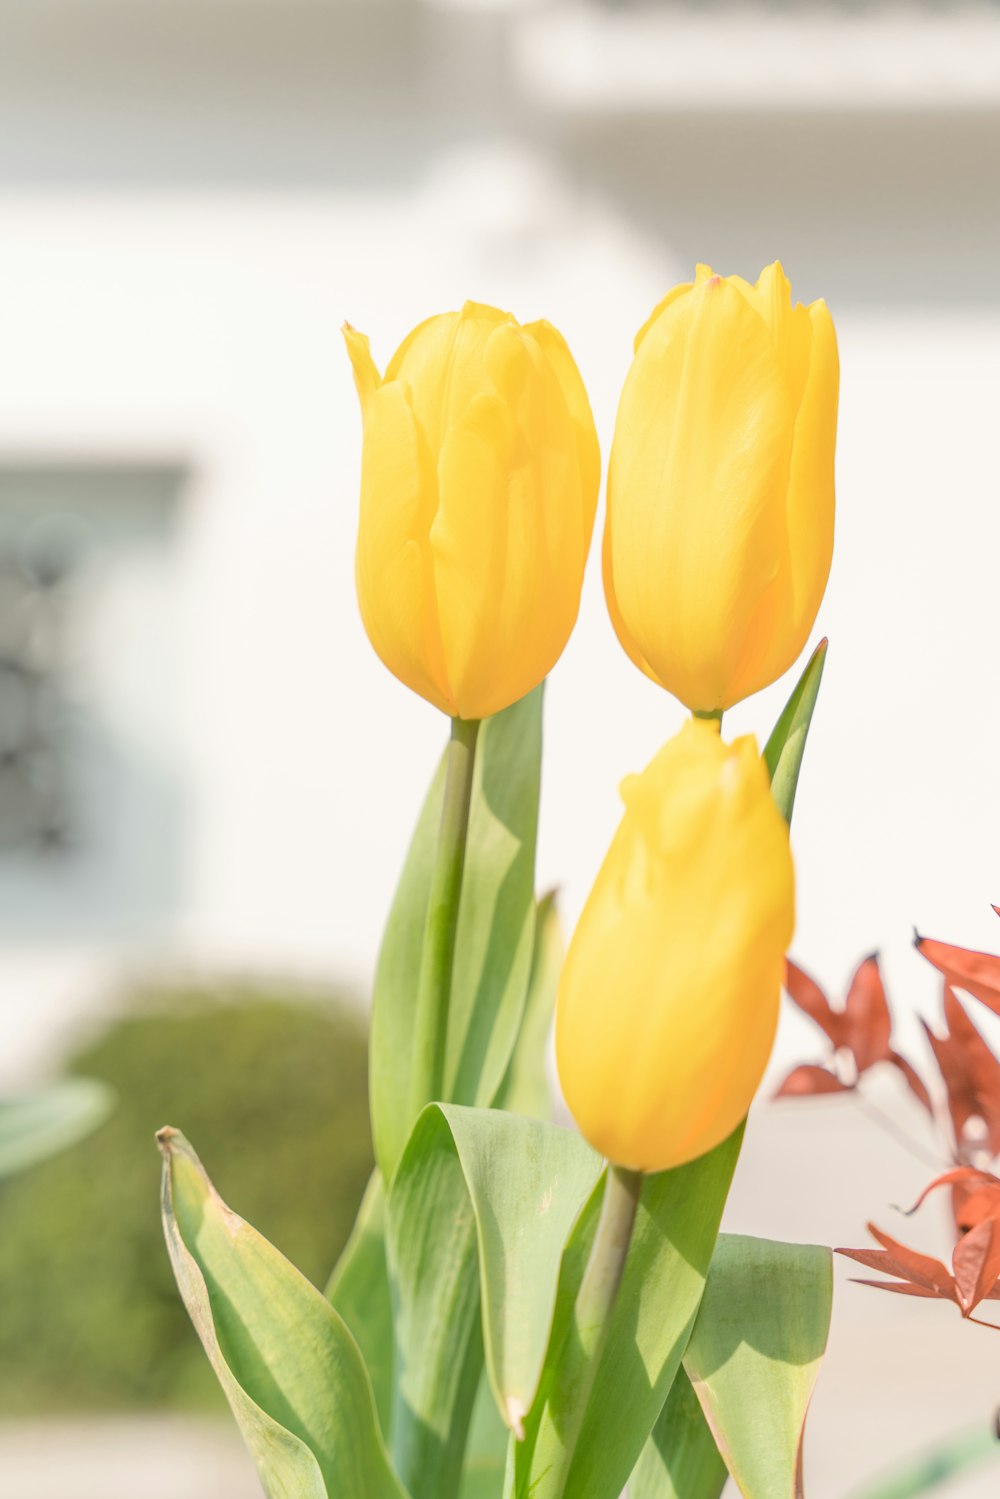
[[922, 984, 1000, 1160], [905, 1165, 1000, 1233], [838, 1190, 1000, 1326], [775, 955, 931, 1110], [916, 926, 1000, 1017]]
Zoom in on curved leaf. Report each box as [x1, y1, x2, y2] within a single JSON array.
[[325, 1171, 394, 1437], [684, 1234, 832, 1499], [496, 892, 563, 1121], [765, 638, 827, 825], [460, 1376, 513, 1499], [0, 1077, 113, 1179], [386, 1104, 602, 1497], [519, 1127, 743, 1499], [159, 1128, 408, 1499], [630, 1368, 728, 1499]]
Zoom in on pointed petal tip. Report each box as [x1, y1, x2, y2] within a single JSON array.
[[342, 323, 381, 408]]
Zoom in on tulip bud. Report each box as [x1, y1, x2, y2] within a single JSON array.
[[605, 262, 838, 713], [555, 719, 795, 1173], [345, 302, 600, 721]]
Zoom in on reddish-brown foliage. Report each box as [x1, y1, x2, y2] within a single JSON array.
[[916, 930, 1000, 1017], [839, 1167, 1000, 1325], [775, 955, 931, 1110], [809, 918, 1000, 1337], [921, 987, 1000, 1158]]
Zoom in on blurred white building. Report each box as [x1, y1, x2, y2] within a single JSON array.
[[1, 3, 1000, 1488]]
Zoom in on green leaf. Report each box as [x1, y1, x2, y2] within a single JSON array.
[[444, 690, 543, 1110], [386, 1104, 602, 1499], [764, 638, 828, 825], [369, 747, 446, 1178], [630, 1368, 728, 1499], [496, 891, 563, 1120], [519, 1127, 743, 1499], [325, 1171, 394, 1438], [0, 1078, 113, 1179], [159, 1128, 408, 1499], [684, 1234, 833, 1499], [459, 1376, 512, 1499], [384, 1106, 482, 1499], [370, 687, 542, 1179]]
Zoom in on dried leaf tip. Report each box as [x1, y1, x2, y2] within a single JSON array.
[[155, 1125, 179, 1155], [505, 1395, 527, 1442]]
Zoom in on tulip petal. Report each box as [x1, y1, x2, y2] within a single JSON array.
[[789, 299, 838, 602], [556, 722, 795, 1173], [601, 515, 657, 682], [355, 380, 451, 712], [389, 304, 511, 444], [607, 277, 794, 711], [726, 262, 813, 414], [523, 318, 601, 540], [430, 389, 512, 718], [354, 302, 598, 718], [632, 274, 697, 353], [431, 322, 589, 720], [343, 323, 381, 414]]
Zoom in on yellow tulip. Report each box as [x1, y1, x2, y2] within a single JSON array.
[[605, 262, 838, 713], [555, 719, 794, 1173], [344, 302, 600, 721]]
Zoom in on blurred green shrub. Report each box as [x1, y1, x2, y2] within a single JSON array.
[[0, 982, 372, 1414]]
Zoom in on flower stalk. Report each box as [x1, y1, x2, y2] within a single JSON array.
[[528, 1164, 644, 1496], [409, 715, 480, 1118]]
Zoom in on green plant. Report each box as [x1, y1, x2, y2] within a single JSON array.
[[0, 984, 371, 1414], [158, 648, 836, 1499]]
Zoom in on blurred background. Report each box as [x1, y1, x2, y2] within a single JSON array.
[[1, 0, 999, 1494]]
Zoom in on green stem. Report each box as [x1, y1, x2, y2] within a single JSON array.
[[693, 707, 724, 728], [409, 715, 480, 1119], [528, 1164, 644, 1496]]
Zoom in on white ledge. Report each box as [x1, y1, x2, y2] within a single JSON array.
[[512, 3, 1000, 113]]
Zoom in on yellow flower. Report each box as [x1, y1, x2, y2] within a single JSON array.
[[605, 262, 838, 713], [344, 302, 600, 721], [555, 719, 794, 1173]]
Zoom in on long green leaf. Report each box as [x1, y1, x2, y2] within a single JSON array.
[[0, 1078, 112, 1178], [370, 687, 542, 1179], [444, 690, 542, 1109], [325, 1171, 394, 1438], [386, 1105, 603, 1498], [496, 891, 563, 1120], [684, 1234, 832, 1499], [384, 1106, 482, 1499], [460, 1376, 513, 1499], [630, 1368, 728, 1499], [159, 1128, 407, 1499], [517, 1127, 743, 1499], [764, 638, 827, 824]]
